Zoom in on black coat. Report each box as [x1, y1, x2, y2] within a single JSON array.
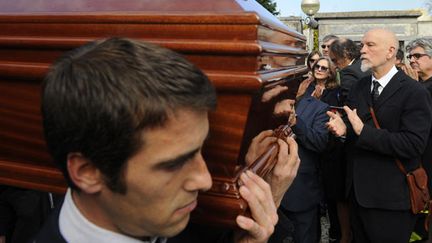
[[421, 76, 432, 191], [339, 58, 370, 105], [31, 201, 231, 243], [344, 70, 432, 210]]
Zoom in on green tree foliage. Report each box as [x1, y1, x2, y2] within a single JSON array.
[[256, 0, 280, 16], [313, 29, 319, 51]]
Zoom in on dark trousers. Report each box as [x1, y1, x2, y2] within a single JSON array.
[[269, 208, 295, 243], [279, 206, 319, 243], [350, 192, 417, 243], [326, 198, 340, 241]]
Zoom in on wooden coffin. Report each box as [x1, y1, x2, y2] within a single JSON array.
[[0, 0, 307, 227]]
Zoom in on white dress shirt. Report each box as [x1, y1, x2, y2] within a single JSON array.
[[370, 66, 398, 95], [59, 189, 166, 243]]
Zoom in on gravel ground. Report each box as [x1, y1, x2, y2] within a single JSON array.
[[320, 213, 331, 243]]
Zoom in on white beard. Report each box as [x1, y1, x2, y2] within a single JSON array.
[[360, 60, 372, 72]]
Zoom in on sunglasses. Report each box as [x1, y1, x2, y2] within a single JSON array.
[[309, 58, 319, 63], [406, 53, 429, 60], [321, 44, 330, 49], [314, 64, 329, 72]]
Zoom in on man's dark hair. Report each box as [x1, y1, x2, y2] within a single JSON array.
[[42, 37, 217, 193], [396, 49, 404, 62], [329, 38, 360, 61]]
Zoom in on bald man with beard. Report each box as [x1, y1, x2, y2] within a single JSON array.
[[326, 29, 432, 242]]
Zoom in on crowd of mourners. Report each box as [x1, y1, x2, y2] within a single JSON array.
[[0, 28, 431, 243], [272, 31, 432, 243]]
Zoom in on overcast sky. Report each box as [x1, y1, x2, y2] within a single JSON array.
[[274, 0, 426, 17]]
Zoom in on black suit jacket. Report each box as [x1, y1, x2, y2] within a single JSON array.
[[339, 58, 370, 105], [30, 204, 65, 243], [421, 77, 432, 191], [31, 201, 231, 243], [344, 70, 432, 210]]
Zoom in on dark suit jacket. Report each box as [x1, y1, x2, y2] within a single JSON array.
[[421, 77, 432, 191], [344, 70, 432, 210], [281, 96, 329, 212], [30, 204, 65, 243], [339, 58, 370, 105], [32, 201, 231, 243]]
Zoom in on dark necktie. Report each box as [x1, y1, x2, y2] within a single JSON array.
[[372, 80, 380, 103]]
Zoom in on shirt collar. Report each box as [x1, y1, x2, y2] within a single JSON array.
[[59, 189, 166, 243], [371, 65, 398, 91]]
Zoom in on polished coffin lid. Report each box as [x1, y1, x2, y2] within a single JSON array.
[[0, 0, 307, 224]]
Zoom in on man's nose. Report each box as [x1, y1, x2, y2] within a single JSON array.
[[184, 154, 212, 192]]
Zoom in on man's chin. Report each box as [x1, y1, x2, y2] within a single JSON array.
[[159, 214, 191, 238], [361, 61, 372, 72]]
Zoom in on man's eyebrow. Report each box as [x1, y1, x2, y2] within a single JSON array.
[[154, 132, 210, 170], [154, 147, 201, 170]]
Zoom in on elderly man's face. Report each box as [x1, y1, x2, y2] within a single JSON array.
[[360, 30, 392, 72], [408, 46, 432, 80], [96, 109, 212, 238], [321, 39, 336, 57]]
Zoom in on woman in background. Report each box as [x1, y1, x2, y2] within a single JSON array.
[[296, 51, 322, 100], [307, 50, 321, 70], [309, 57, 351, 243]]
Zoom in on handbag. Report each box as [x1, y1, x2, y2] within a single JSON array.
[[369, 107, 430, 214]]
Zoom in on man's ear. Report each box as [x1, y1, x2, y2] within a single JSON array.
[[387, 46, 397, 60], [67, 152, 103, 194]]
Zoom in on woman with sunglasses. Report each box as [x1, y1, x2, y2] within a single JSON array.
[[304, 57, 349, 243], [308, 57, 340, 104]]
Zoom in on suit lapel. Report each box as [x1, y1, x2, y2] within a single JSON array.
[[362, 78, 373, 108], [374, 71, 402, 110], [358, 79, 373, 122]]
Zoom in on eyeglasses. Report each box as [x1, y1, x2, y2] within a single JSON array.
[[406, 53, 430, 60], [309, 58, 318, 63], [314, 64, 329, 72], [321, 44, 330, 49]]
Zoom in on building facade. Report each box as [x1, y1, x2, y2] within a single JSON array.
[[279, 9, 432, 51]]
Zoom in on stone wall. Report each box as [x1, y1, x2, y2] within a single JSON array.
[[278, 10, 432, 52], [315, 10, 423, 44]]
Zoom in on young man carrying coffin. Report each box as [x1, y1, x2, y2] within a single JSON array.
[[32, 38, 300, 243]]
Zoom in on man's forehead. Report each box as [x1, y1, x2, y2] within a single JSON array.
[[362, 32, 375, 43], [323, 39, 335, 44], [411, 46, 426, 53], [364, 29, 397, 45]]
